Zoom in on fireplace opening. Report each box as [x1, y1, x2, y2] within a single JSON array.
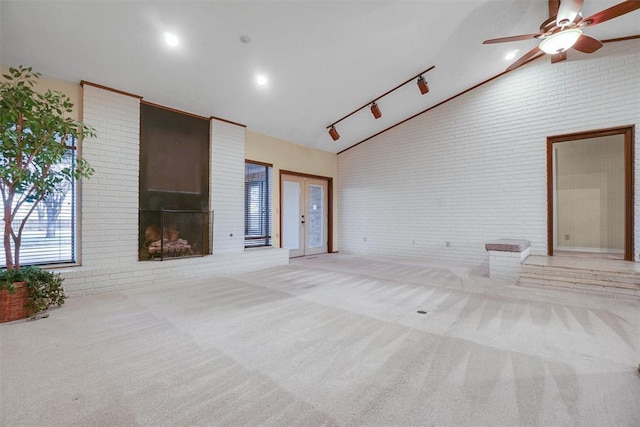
[[139, 210, 209, 260]]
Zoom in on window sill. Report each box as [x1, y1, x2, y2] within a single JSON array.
[[244, 245, 274, 251]]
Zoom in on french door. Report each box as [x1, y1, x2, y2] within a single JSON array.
[[281, 173, 329, 257]]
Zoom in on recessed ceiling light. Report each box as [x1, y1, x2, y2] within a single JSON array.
[[505, 49, 519, 60], [256, 74, 268, 86], [164, 32, 179, 47]]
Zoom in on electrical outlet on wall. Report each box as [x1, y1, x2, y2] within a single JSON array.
[[564, 234, 570, 241]]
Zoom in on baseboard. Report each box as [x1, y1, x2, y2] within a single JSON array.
[[555, 246, 624, 254]]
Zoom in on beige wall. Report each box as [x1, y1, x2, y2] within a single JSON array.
[[1, 65, 82, 119], [245, 131, 338, 251], [555, 135, 625, 251]]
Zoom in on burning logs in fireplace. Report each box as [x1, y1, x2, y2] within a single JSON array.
[[144, 224, 193, 258], [148, 238, 192, 256]]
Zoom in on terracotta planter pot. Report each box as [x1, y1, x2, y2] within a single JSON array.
[[0, 282, 28, 323]]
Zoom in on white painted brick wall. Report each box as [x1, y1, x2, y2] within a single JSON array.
[[61, 249, 289, 297], [211, 119, 245, 253], [82, 85, 140, 267], [61, 85, 287, 296], [338, 40, 640, 265], [488, 249, 530, 283]]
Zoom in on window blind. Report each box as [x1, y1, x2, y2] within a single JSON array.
[[1, 143, 77, 267], [244, 161, 272, 247]]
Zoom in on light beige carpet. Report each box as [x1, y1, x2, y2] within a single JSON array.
[[1, 253, 639, 426]]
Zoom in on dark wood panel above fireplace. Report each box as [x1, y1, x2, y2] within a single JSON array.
[[140, 103, 210, 211]]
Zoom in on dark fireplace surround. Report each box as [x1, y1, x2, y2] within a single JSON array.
[[139, 104, 211, 260]]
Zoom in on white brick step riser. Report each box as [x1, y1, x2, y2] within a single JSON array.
[[519, 272, 640, 290], [518, 277, 640, 298], [520, 266, 640, 284]]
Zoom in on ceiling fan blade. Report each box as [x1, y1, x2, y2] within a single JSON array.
[[572, 34, 604, 53], [483, 33, 542, 44], [583, 0, 640, 26], [506, 46, 543, 71], [556, 0, 584, 26]]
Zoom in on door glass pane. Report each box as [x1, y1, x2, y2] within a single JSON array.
[[308, 184, 323, 248], [282, 181, 301, 249]]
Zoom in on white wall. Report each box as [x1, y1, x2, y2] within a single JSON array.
[[61, 85, 288, 296], [338, 40, 640, 265], [81, 85, 140, 266], [211, 120, 246, 253]]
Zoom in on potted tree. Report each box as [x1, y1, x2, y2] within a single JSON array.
[[0, 65, 95, 321], [0, 266, 66, 320]]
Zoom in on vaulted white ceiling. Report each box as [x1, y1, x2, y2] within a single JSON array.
[[1, 1, 638, 153]]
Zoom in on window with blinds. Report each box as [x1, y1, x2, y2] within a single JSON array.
[[0, 140, 78, 267], [245, 161, 272, 248]]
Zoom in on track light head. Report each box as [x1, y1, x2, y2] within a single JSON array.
[[325, 65, 434, 143], [370, 102, 382, 119], [417, 75, 429, 95], [328, 126, 340, 141]]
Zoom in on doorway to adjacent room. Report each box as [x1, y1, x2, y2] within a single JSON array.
[[547, 126, 634, 261]]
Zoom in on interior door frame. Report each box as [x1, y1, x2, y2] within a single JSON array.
[[280, 170, 333, 254], [546, 125, 634, 261]]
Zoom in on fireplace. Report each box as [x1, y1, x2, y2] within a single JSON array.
[[139, 103, 211, 261], [139, 210, 209, 260]]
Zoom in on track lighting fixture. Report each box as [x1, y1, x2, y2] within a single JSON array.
[[326, 65, 434, 141], [417, 75, 429, 95], [328, 126, 340, 141], [370, 102, 382, 119]]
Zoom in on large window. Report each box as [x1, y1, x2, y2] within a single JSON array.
[[245, 161, 272, 247], [0, 139, 78, 267]]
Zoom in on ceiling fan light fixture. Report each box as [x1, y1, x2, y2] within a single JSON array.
[[539, 28, 582, 54], [328, 126, 340, 141], [370, 102, 382, 119], [417, 75, 429, 95]]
